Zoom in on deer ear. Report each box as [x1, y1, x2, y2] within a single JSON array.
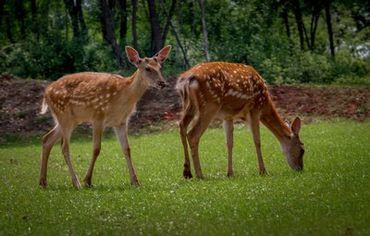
[[125, 46, 141, 66], [154, 45, 172, 63], [291, 117, 301, 135]]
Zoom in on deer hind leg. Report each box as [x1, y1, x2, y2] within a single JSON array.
[[114, 124, 139, 186], [187, 106, 219, 179], [248, 111, 267, 175], [179, 104, 195, 179], [84, 122, 103, 187], [39, 124, 62, 188], [60, 126, 81, 189], [223, 120, 234, 177]]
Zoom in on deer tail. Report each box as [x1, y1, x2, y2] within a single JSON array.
[[40, 98, 48, 114]]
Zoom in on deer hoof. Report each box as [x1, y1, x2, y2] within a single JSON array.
[[72, 179, 82, 189], [259, 169, 268, 176], [39, 178, 47, 188], [227, 171, 234, 177], [83, 179, 93, 188], [183, 170, 193, 179], [131, 176, 140, 187]]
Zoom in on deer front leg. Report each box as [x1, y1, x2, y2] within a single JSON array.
[[84, 122, 103, 187], [114, 125, 139, 186], [39, 125, 62, 188], [223, 120, 234, 177], [248, 111, 267, 175]]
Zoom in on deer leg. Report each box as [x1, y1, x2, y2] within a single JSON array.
[[114, 125, 139, 186], [39, 125, 62, 188], [61, 128, 81, 189], [187, 108, 218, 179], [84, 122, 103, 187], [223, 120, 234, 177], [248, 111, 267, 175], [179, 107, 195, 179]]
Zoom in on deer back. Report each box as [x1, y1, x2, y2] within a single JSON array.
[[177, 62, 269, 118]]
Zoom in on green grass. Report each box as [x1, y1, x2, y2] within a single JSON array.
[[0, 120, 369, 235]]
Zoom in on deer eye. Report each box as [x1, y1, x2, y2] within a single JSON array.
[[145, 67, 152, 72]]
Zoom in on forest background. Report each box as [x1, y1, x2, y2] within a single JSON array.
[[0, 0, 369, 85]]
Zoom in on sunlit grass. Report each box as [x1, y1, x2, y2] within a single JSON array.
[[0, 120, 369, 235]]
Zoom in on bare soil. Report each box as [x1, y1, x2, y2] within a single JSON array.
[[1, 74, 369, 139]]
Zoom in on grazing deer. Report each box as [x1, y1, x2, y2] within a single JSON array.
[[176, 62, 304, 178], [39, 45, 172, 188]]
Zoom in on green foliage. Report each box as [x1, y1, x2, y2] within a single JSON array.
[[0, 0, 369, 83], [0, 35, 119, 80], [0, 121, 370, 234]]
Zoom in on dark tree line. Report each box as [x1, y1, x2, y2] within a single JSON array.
[[0, 0, 368, 83]]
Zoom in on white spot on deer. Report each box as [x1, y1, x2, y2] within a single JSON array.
[[189, 80, 199, 89], [226, 89, 236, 97]]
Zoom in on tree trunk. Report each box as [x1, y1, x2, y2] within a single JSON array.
[[291, 0, 305, 50], [309, 3, 321, 50], [100, 0, 126, 69], [325, 0, 335, 57], [131, 0, 138, 49], [15, 0, 26, 39], [64, 0, 80, 38], [188, 0, 196, 37], [282, 4, 291, 40], [76, 0, 87, 35], [30, 0, 40, 40], [0, 0, 4, 27], [118, 0, 127, 46], [5, 13, 14, 43], [64, 0, 87, 38], [161, 0, 177, 48], [147, 0, 162, 54], [198, 0, 210, 61], [170, 21, 190, 68], [160, 0, 190, 67]]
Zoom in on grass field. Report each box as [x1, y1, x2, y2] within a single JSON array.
[[0, 120, 369, 235]]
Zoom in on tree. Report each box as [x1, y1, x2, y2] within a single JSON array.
[[147, 0, 163, 54], [64, 0, 87, 38], [161, 0, 177, 48], [99, 0, 126, 69], [198, 0, 210, 61], [324, 0, 335, 57], [131, 0, 138, 49], [118, 0, 127, 46], [291, 0, 305, 50]]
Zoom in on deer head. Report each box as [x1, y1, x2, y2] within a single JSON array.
[[125, 45, 172, 89], [284, 117, 305, 171]]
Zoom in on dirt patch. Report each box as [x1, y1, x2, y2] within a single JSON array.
[[0, 74, 369, 139]]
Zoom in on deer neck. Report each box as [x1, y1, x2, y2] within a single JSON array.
[[260, 97, 292, 150], [122, 70, 150, 101]]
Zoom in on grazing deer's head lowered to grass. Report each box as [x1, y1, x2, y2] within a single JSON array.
[[39, 45, 172, 189], [176, 62, 304, 179]]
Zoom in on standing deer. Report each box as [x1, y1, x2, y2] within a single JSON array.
[[176, 62, 305, 178], [39, 45, 172, 188]]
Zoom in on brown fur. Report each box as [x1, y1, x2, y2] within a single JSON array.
[[177, 62, 304, 178], [39, 46, 172, 188]]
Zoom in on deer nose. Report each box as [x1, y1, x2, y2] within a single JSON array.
[[158, 81, 166, 89]]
